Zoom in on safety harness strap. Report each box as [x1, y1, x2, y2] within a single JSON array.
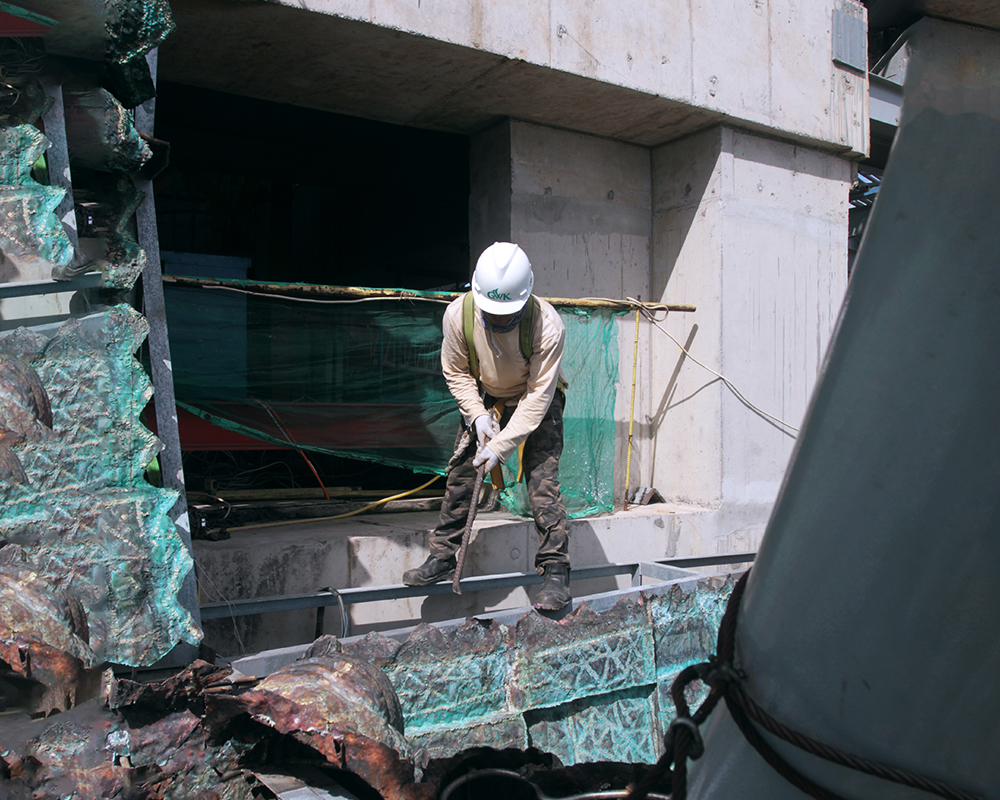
[[462, 291, 537, 376], [460, 291, 554, 484]]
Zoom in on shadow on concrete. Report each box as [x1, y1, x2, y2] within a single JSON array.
[[410, 517, 617, 625]]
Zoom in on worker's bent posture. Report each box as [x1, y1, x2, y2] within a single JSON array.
[[402, 242, 572, 611]]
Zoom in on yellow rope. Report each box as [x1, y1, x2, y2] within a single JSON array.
[[222, 474, 442, 532], [624, 303, 640, 510]]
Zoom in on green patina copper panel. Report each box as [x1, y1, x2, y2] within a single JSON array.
[[649, 577, 734, 731], [379, 620, 509, 735], [510, 599, 656, 712], [0, 125, 74, 267], [0, 307, 200, 666], [408, 714, 529, 762], [340, 581, 736, 768], [525, 685, 661, 766]]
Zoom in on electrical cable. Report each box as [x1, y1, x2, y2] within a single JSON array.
[[221, 472, 442, 532], [626, 296, 800, 434], [253, 399, 331, 499], [199, 284, 455, 305], [192, 555, 247, 656], [624, 300, 640, 510]]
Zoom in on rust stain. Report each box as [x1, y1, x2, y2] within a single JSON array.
[[0, 547, 100, 716]]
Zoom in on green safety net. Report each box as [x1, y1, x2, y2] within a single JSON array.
[[164, 283, 622, 518]]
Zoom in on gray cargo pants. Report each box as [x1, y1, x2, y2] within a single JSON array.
[[429, 390, 569, 572]]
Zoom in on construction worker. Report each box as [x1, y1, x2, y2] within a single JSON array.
[[402, 242, 572, 611]]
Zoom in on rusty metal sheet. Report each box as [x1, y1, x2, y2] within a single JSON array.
[[0, 550, 100, 715], [238, 687, 431, 800], [0, 705, 253, 800], [0, 352, 53, 488], [253, 654, 407, 754], [110, 658, 232, 711], [340, 630, 403, 666], [63, 83, 152, 172]]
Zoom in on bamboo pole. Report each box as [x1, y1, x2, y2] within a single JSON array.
[[161, 274, 696, 313]]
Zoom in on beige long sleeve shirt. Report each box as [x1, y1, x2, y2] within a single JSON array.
[[440, 294, 568, 462]]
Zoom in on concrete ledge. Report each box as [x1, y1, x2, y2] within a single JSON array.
[[229, 569, 744, 680], [194, 503, 765, 658]]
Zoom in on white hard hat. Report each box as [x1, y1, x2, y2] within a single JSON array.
[[471, 242, 534, 315]]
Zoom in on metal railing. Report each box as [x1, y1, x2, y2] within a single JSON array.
[[199, 551, 757, 623]]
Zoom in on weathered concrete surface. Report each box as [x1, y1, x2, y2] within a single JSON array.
[[509, 120, 652, 303], [470, 118, 655, 302], [195, 504, 741, 657], [467, 120, 848, 558], [649, 126, 850, 515], [158, 0, 868, 155], [469, 121, 512, 262]]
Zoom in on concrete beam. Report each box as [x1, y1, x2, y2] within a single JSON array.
[[159, 0, 868, 155], [870, 73, 903, 128]]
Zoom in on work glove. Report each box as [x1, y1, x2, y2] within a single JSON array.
[[472, 445, 499, 473], [473, 414, 499, 448]]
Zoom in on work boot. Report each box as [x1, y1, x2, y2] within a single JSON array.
[[402, 555, 456, 586], [534, 563, 571, 611]]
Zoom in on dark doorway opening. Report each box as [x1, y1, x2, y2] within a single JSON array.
[[147, 84, 471, 502], [153, 82, 470, 290]]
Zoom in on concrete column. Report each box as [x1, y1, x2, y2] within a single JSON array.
[[650, 126, 850, 550], [508, 120, 651, 301], [470, 119, 655, 506], [469, 121, 512, 272], [471, 119, 653, 298]]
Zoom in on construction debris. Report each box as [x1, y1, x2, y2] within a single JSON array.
[[0, 309, 200, 669], [0, 578, 736, 799], [0, 546, 100, 716]]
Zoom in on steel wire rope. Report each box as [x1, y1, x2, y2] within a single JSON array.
[[440, 768, 671, 800], [626, 570, 987, 800], [625, 297, 800, 434]]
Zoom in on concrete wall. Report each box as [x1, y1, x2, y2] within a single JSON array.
[[469, 121, 512, 262], [465, 118, 850, 559], [273, 0, 869, 156], [509, 120, 652, 301], [649, 126, 851, 547]]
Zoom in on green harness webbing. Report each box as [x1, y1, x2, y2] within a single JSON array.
[[462, 290, 536, 379], [461, 292, 564, 485]]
